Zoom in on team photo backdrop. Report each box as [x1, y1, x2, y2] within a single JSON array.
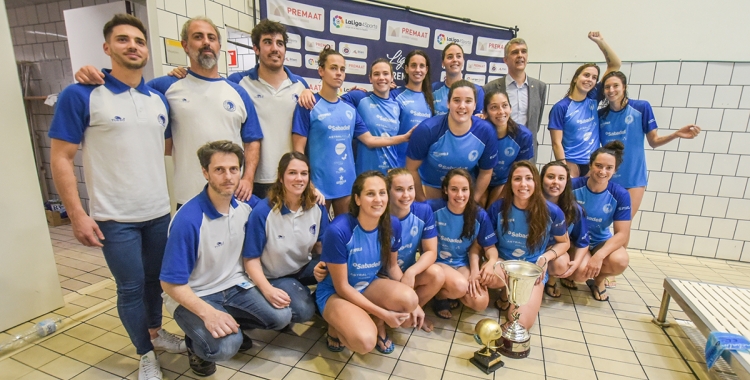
[[260, 0, 516, 91]]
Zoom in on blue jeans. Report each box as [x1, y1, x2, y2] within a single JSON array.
[[97, 214, 170, 355], [266, 258, 319, 323], [172, 285, 293, 362]]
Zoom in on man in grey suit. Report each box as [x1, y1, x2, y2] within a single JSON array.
[[483, 38, 547, 162]]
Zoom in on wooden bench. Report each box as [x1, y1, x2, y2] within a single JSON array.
[[653, 278, 750, 379]]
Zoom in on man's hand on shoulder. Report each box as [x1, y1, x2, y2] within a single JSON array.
[[75, 65, 105, 85]]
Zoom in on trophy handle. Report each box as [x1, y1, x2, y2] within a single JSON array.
[[492, 261, 508, 288]]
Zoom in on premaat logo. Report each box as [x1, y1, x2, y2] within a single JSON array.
[[332, 15, 344, 28], [223, 100, 236, 112], [437, 34, 446, 44]]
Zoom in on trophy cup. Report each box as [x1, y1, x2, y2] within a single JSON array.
[[470, 318, 504, 374], [493, 260, 544, 359]]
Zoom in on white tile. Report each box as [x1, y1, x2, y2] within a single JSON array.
[[736, 221, 750, 241], [687, 86, 715, 108], [205, 2, 225, 31], [631, 211, 641, 229], [48, 2, 62, 22], [629, 62, 656, 85], [709, 218, 737, 239], [639, 211, 664, 232], [738, 156, 750, 177], [653, 62, 680, 85], [560, 63, 580, 85], [727, 199, 750, 220], [628, 230, 648, 250], [628, 84, 641, 99], [546, 84, 567, 105], [662, 214, 688, 234], [646, 172, 671, 192], [695, 109, 723, 131], [669, 173, 696, 194], [693, 237, 719, 258], [710, 154, 739, 176], [741, 243, 750, 262], [717, 239, 744, 260], [679, 62, 707, 85], [693, 174, 721, 196], [185, 0, 205, 17], [238, 12, 253, 32], [714, 86, 743, 108], [224, 7, 239, 28], [669, 234, 694, 255], [719, 176, 748, 198], [646, 232, 671, 253], [660, 151, 688, 173], [24, 5, 39, 25], [702, 131, 732, 154], [701, 197, 729, 218], [662, 86, 690, 107], [157, 9, 179, 40], [652, 107, 672, 129], [638, 85, 664, 107], [685, 216, 712, 236], [677, 194, 704, 215], [653, 192, 680, 213], [539, 63, 563, 85], [164, 0, 186, 15], [704, 62, 734, 85], [638, 190, 656, 213], [731, 63, 750, 85], [36, 4, 50, 23], [740, 86, 750, 109], [214, 0, 230, 5], [670, 108, 698, 130], [685, 152, 714, 174], [644, 150, 664, 171], [722, 110, 750, 132], [230, 0, 247, 13]]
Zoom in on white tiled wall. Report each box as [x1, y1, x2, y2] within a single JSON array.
[[536, 61, 750, 261]]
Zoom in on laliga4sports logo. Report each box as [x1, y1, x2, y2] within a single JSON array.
[[332, 15, 344, 28], [437, 34, 447, 44]]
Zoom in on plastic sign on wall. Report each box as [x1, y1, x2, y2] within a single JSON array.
[[228, 50, 238, 68]]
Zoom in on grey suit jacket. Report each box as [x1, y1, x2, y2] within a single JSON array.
[[483, 76, 548, 162]]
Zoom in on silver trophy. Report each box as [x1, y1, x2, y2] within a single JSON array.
[[492, 260, 543, 358]]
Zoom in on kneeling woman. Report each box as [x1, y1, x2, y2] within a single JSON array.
[[570, 141, 632, 301], [244, 152, 328, 325], [316, 171, 419, 355], [387, 168, 445, 331], [428, 169, 499, 319], [487, 161, 570, 329]]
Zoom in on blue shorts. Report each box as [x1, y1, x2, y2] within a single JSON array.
[[315, 281, 369, 315]]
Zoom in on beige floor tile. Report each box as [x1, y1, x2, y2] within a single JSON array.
[[88, 288, 117, 300], [542, 348, 593, 370], [540, 325, 585, 342], [285, 323, 325, 341], [70, 296, 106, 309], [37, 356, 89, 379], [70, 367, 122, 380], [453, 331, 478, 346], [227, 372, 265, 380], [94, 353, 139, 377], [16, 370, 58, 380], [442, 357, 493, 379], [623, 329, 673, 346], [641, 365, 697, 380], [587, 344, 640, 364], [0, 358, 34, 379], [336, 364, 391, 380], [670, 337, 704, 362], [399, 346, 447, 369], [540, 336, 588, 354], [64, 323, 107, 342], [89, 331, 131, 352], [595, 373, 646, 380], [686, 360, 711, 380], [305, 340, 353, 362], [440, 370, 493, 380], [180, 364, 235, 380], [245, 329, 280, 344], [255, 344, 305, 366], [537, 307, 577, 320], [12, 345, 61, 368], [348, 352, 398, 373], [84, 314, 121, 331], [629, 339, 682, 358], [619, 319, 666, 334], [582, 332, 632, 350], [52, 304, 86, 317], [579, 322, 627, 339], [538, 316, 582, 331], [635, 351, 692, 372], [575, 312, 620, 327], [239, 357, 291, 380], [282, 367, 333, 380], [405, 333, 452, 355], [66, 343, 114, 365], [493, 366, 546, 379], [294, 353, 345, 377], [544, 361, 597, 380], [391, 360, 444, 379], [269, 332, 316, 353], [158, 351, 191, 374], [590, 356, 647, 379], [38, 333, 86, 354], [447, 342, 477, 360]]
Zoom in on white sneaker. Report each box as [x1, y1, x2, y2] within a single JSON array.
[[151, 329, 187, 353], [139, 351, 162, 380]]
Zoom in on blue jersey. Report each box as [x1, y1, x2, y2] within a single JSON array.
[[396, 202, 437, 271], [487, 200, 567, 262], [599, 99, 658, 189], [571, 177, 631, 247], [548, 84, 602, 164], [315, 214, 402, 312], [427, 199, 497, 267], [431, 82, 485, 116], [545, 203, 589, 249], [292, 94, 367, 199], [393, 87, 433, 166], [406, 115, 498, 188], [341, 92, 401, 174], [491, 125, 534, 186]]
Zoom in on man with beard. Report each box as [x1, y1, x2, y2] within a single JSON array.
[[160, 141, 291, 377], [75, 17, 263, 207], [49, 14, 184, 380], [483, 38, 547, 162]]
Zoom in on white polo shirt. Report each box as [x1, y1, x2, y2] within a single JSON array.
[[227, 66, 308, 184], [49, 69, 170, 222], [160, 187, 260, 314], [148, 71, 263, 204]]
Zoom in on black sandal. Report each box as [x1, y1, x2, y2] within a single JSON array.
[[545, 280, 561, 298], [448, 299, 460, 309], [560, 278, 577, 290], [495, 292, 510, 311], [432, 298, 453, 319], [586, 279, 609, 302]]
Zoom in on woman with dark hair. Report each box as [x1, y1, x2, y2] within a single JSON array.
[[292, 47, 411, 216], [427, 169, 499, 319], [548, 31, 621, 178], [487, 161, 569, 329], [315, 171, 419, 355], [432, 43, 485, 115], [483, 90, 534, 207], [599, 70, 701, 217], [243, 152, 329, 324], [406, 80, 498, 202], [539, 161, 590, 297], [386, 168, 445, 332], [570, 141, 632, 301]]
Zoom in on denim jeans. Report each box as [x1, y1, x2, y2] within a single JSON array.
[[172, 285, 293, 362], [96, 214, 170, 355], [264, 258, 319, 323]]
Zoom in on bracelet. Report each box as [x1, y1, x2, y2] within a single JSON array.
[[539, 256, 548, 268], [549, 248, 558, 259]]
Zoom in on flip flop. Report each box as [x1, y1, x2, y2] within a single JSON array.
[[560, 278, 578, 290], [605, 277, 617, 288], [448, 299, 460, 309], [375, 333, 395, 354], [586, 279, 609, 302], [326, 334, 345, 352], [495, 292, 510, 311], [431, 298, 453, 319], [545, 280, 561, 298]]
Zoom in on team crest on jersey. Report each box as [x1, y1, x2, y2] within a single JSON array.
[[309, 224, 317, 235], [345, 110, 353, 120], [603, 204, 613, 213], [223, 100, 236, 112], [410, 225, 419, 237], [512, 248, 525, 257], [397, 259, 404, 267], [582, 132, 592, 141], [625, 115, 634, 125], [157, 114, 167, 127], [111, 116, 125, 122], [504, 147, 515, 156], [589, 103, 595, 111], [468, 150, 479, 161]]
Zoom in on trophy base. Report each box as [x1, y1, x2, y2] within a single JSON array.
[[498, 336, 531, 359], [470, 350, 505, 374]]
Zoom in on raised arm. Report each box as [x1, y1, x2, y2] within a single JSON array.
[[646, 125, 701, 148], [588, 31, 621, 78]]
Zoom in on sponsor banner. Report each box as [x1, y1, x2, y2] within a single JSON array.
[[476, 36, 509, 58], [466, 60, 487, 73], [385, 20, 430, 48], [339, 42, 368, 60], [287, 32, 302, 49], [487, 75, 503, 82], [285, 51, 302, 67], [303, 78, 372, 94], [266, 0, 325, 32], [433, 29, 474, 54], [346, 60, 368, 76], [489, 61, 508, 75], [330, 10, 381, 40], [304, 54, 319, 70], [465, 74, 486, 85], [305, 36, 336, 52]]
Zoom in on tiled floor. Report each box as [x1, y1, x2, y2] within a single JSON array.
[[4, 226, 750, 379], [47, 225, 111, 296]]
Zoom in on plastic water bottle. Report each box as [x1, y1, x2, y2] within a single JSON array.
[[0, 317, 65, 353]]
